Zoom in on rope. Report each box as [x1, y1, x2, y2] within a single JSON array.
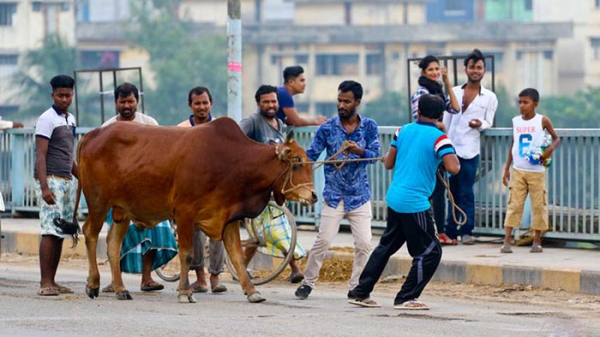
[[437, 168, 467, 226]]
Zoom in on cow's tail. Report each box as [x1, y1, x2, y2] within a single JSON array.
[[70, 134, 88, 248]]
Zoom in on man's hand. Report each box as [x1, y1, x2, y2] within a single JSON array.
[[345, 141, 365, 156], [41, 187, 56, 205], [502, 168, 510, 187], [315, 115, 327, 125], [436, 121, 447, 133], [12, 122, 24, 128], [469, 119, 482, 129]]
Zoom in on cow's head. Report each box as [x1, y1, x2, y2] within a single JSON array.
[[273, 131, 317, 206]]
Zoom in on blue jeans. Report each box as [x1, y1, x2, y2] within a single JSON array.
[[430, 173, 446, 234], [445, 155, 479, 239]]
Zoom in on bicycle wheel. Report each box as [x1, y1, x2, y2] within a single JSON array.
[[155, 222, 181, 282], [225, 201, 297, 285]]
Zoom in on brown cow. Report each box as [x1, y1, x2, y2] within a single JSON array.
[[77, 117, 316, 303]]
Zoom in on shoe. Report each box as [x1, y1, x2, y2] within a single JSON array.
[[289, 270, 305, 284], [500, 245, 513, 254], [191, 283, 208, 293], [461, 235, 475, 245], [438, 234, 457, 245], [56, 285, 74, 294], [37, 287, 59, 296], [101, 284, 114, 293], [347, 290, 356, 300], [295, 285, 312, 300], [348, 297, 381, 308], [140, 280, 164, 292], [530, 244, 543, 253], [394, 299, 429, 310]]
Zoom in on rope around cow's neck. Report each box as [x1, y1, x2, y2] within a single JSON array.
[[306, 141, 467, 227]]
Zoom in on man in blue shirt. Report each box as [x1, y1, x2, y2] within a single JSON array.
[[348, 94, 460, 310], [295, 80, 380, 300], [276, 65, 326, 126]]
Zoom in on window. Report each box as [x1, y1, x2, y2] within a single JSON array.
[[315, 103, 337, 116], [366, 54, 382, 75], [295, 54, 308, 65], [543, 51, 553, 60], [596, 0, 600, 9], [32, 1, 42, 12], [270, 55, 281, 65], [80, 51, 120, 69], [445, 0, 466, 16], [0, 3, 17, 26], [524, 0, 533, 11], [295, 103, 309, 114], [516, 51, 523, 60], [60, 3, 70, 12], [592, 38, 600, 60], [0, 54, 18, 78], [485, 52, 504, 72], [316, 54, 358, 76], [0, 105, 18, 115]]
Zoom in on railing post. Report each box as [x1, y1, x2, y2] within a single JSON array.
[[10, 132, 25, 216]]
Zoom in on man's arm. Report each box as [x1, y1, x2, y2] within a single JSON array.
[[0, 120, 23, 129], [283, 107, 326, 126], [442, 153, 460, 176], [346, 120, 380, 160], [35, 137, 55, 205], [382, 146, 397, 170]]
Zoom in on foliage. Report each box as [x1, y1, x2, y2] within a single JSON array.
[[539, 87, 600, 128], [362, 91, 409, 127], [126, 0, 228, 125]]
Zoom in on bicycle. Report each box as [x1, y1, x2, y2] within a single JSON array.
[[155, 201, 299, 285]]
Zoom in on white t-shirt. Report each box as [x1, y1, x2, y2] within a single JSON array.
[[102, 112, 159, 127], [512, 113, 546, 173]]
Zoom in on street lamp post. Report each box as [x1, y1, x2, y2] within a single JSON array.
[[227, 0, 242, 121]]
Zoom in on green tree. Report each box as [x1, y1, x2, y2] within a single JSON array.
[[127, 0, 228, 125], [11, 35, 77, 119], [539, 87, 600, 128], [362, 91, 409, 127]]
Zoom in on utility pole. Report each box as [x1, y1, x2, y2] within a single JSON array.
[[227, 0, 242, 121]]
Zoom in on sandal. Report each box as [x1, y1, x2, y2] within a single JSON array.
[[102, 284, 114, 293], [348, 297, 381, 308], [500, 245, 513, 254], [37, 287, 59, 296], [394, 299, 429, 310], [191, 283, 208, 293], [438, 234, 457, 246], [530, 244, 543, 253], [141, 280, 164, 292], [211, 282, 228, 293]]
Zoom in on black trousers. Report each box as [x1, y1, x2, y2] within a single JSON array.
[[352, 207, 442, 305]]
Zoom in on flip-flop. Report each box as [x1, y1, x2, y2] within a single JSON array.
[[141, 281, 164, 292], [191, 284, 208, 293], [394, 299, 429, 310], [102, 284, 114, 293], [530, 244, 543, 253], [57, 285, 74, 294], [37, 287, 59, 296], [211, 283, 228, 293], [348, 297, 381, 308]]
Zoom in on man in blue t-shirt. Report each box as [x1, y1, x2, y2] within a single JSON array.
[[276, 65, 326, 126], [349, 94, 460, 310]]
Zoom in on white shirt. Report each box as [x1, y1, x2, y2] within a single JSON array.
[[442, 84, 498, 159], [0, 117, 13, 130], [102, 112, 159, 127], [512, 114, 546, 173]]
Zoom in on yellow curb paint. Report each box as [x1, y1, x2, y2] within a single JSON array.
[[466, 264, 503, 286], [541, 269, 580, 293], [15, 233, 40, 255]]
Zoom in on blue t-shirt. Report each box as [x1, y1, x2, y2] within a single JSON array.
[[276, 86, 294, 123], [386, 121, 456, 213]]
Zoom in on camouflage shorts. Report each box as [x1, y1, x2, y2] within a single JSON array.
[[35, 177, 77, 238]]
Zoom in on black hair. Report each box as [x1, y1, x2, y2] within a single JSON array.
[[283, 66, 304, 83], [188, 86, 213, 104], [50, 75, 75, 91], [418, 55, 440, 71], [418, 94, 445, 119], [464, 48, 486, 67], [519, 88, 540, 103], [338, 80, 363, 100], [114, 82, 139, 102], [254, 85, 278, 103]]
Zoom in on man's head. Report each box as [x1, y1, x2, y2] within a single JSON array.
[[337, 80, 362, 120], [114, 83, 139, 120], [283, 65, 306, 95], [463, 49, 486, 84], [255, 85, 279, 119], [188, 86, 213, 122], [518, 88, 540, 116], [50, 75, 75, 113], [417, 94, 445, 120]]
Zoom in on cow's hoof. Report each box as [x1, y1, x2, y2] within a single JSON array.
[[247, 292, 266, 303], [178, 293, 196, 303], [85, 286, 99, 299], [116, 291, 133, 300]]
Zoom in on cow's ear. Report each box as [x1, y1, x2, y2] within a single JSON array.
[[285, 130, 295, 143]]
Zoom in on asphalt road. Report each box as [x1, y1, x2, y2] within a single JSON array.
[[0, 256, 599, 337]]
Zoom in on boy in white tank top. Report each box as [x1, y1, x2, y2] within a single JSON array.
[[501, 88, 560, 254]]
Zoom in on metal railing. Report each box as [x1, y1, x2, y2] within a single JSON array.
[[2, 127, 599, 242]]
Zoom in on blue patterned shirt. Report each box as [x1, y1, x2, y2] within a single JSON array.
[[307, 115, 380, 212]]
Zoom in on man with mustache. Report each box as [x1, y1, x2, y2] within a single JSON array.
[[176, 86, 227, 293], [239, 85, 306, 283], [295, 80, 380, 300], [101, 82, 178, 293]]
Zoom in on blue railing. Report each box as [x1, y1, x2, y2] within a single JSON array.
[[2, 127, 599, 242]]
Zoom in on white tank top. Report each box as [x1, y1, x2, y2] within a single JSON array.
[[511, 114, 546, 172]]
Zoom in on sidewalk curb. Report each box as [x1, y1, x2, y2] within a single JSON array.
[[3, 230, 599, 295]]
